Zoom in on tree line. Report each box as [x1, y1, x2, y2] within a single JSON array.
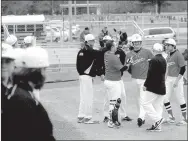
[[1, 0, 187, 16]]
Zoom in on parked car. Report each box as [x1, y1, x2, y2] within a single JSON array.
[[72, 24, 80, 36], [45, 26, 69, 42], [142, 27, 177, 41], [128, 27, 177, 45]]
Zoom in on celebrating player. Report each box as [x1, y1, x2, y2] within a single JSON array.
[[103, 40, 130, 128], [126, 34, 154, 127], [163, 38, 187, 126]]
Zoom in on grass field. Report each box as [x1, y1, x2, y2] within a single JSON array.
[[41, 72, 187, 140]]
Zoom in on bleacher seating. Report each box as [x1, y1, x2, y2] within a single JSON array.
[[46, 48, 79, 72]]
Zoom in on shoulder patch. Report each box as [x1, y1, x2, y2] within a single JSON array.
[[116, 54, 120, 58], [79, 52, 84, 56]]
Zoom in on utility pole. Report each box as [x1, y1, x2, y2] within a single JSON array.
[[69, 0, 72, 42], [52, 0, 54, 15], [87, 0, 89, 21], [155, 0, 158, 15], [74, 0, 77, 16]]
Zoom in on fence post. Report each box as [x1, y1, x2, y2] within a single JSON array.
[[177, 16, 180, 44], [142, 16, 144, 29], [50, 24, 53, 44], [13, 24, 16, 35]]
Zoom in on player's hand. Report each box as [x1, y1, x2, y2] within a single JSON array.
[[173, 80, 179, 88], [143, 86, 146, 91], [101, 75, 105, 81], [126, 57, 133, 64]]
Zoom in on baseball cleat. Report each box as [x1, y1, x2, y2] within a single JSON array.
[[77, 117, 85, 123], [146, 125, 162, 132], [153, 118, 164, 129], [83, 118, 100, 124], [108, 121, 115, 128], [137, 118, 145, 127], [176, 120, 187, 126], [122, 116, 133, 121], [107, 121, 121, 129], [163, 117, 175, 124], [103, 117, 109, 123]]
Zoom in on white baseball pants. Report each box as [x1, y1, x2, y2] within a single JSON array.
[[78, 75, 93, 119], [103, 79, 127, 118], [104, 80, 121, 114], [184, 69, 187, 81], [142, 91, 165, 123], [132, 79, 146, 120], [164, 76, 186, 105]]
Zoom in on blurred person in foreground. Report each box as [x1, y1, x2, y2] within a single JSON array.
[[2, 47, 56, 141], [1, 43, 16, 114]]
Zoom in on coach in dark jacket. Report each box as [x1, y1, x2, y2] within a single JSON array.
[[2, 47, 55, 141], [76, 34, 106, 124], [142, 43, 167, 131]]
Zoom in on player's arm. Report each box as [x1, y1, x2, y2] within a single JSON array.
[[112, 55, 129, 72], [76, 51, 85, 75], [174, 53, 186, 84], [144, 59, 155, 88]]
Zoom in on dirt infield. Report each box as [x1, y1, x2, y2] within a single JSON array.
[[41, 74, 187, 140]]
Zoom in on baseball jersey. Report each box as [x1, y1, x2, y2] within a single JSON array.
[[167, 50, 186, 77], [126, 48, 154, 79], [104, 51, 123, 81]]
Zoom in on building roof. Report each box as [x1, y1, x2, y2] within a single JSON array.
[[2, 15, 45, 24], [60, 4, 101, 8]]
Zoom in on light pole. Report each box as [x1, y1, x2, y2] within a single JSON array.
[[68, 0, 72, 42], [87, 0, 89, 21], [74, 0, 76, 16], [52, 0, 53, 15]]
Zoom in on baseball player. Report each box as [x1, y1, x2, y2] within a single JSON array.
[[23, 36, 36, 48], [5, 34, 18, 48], [163, 38, 187, 126], [103, 41, 130, 128], [182, 49, 188, 84], [76, 34, 105, 124], [116, 33, 133, 121], [102, 35, 132, 122], [143, 43, 167, 132], [2, 47, 56, 141], [125, 34, 154, 127]]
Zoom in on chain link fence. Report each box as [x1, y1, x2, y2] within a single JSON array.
[[2, 13, 187, 49]]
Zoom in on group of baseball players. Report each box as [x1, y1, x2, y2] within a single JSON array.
[[1, 34, 56, 141], [76, 28, 187, 132]]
